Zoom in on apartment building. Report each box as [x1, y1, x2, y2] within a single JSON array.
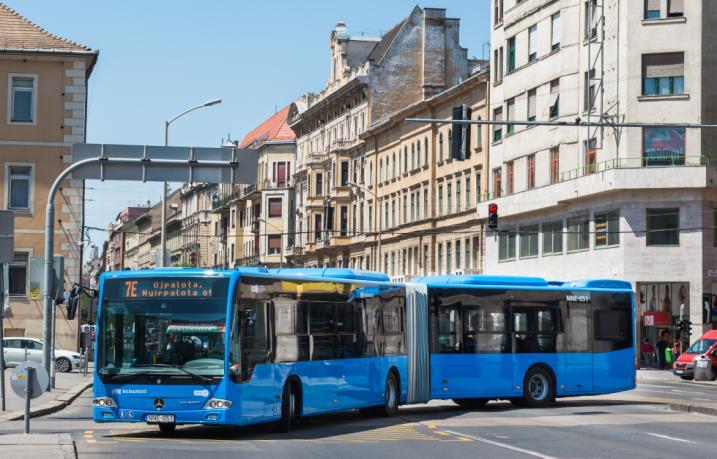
[[104, 207, 147, 272], [482, 0, 717, 339], [363, 70, 489, 280], [179, 182, 230, 267], [224, 106, 296, 268], [290, 7, 478, 269], [0, 4, 97, 348]]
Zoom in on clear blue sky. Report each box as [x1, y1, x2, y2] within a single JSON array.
[[4, 0, 490, 259]]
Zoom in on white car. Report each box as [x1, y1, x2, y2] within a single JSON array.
[[2, 337, 81, 373]]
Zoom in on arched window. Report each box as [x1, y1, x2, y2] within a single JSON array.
[[476, 116, 482, 149], [369, 161, 373, 184], [416, 141, 421, 167], [392, 152, 396, 178], [439, 133, 444, 161], [379, 158, 383, 182], [403, 146, 408, 173]]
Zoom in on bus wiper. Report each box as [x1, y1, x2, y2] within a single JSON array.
[[131, 364, 212, 384], [98, 367, 149, 381]]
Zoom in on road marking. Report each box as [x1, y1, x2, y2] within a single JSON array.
[[442, 430, 556, 459], [646, 432, 695, 444], [639, 384, 672, 388], [427, 421, 437, 429]]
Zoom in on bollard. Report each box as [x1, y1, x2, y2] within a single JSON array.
[[24, 367, 33, 434]]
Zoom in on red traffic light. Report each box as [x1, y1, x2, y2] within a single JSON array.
[[488, 204, 498, 213]]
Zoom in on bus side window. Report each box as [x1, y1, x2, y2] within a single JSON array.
[[273, 298, 309, 363], [437, 306, 461, 353], [239, 300, 271, 382]]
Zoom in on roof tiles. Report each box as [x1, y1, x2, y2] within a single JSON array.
[[0, 2, 92, 52], [239, 105, 296, 149]]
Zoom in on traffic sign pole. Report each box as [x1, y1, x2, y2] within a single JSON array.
[[24, 367, 32, 434], [0, 210, 15, 411]]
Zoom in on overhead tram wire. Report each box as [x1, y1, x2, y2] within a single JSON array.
[[404, 118, 717, 130]]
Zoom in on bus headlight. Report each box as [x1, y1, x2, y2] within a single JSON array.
[[93, 397, 116, 408], [204, 398, 232, 409]]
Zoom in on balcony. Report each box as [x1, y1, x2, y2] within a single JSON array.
[[559, 155, 711, 182], [235, 255, 260, 267], [306, 153, 329, 165]]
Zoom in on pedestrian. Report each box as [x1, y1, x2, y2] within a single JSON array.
[[656, 330, 670, 370], [640, 338, 656, 369], [672, 338, 682, 361]]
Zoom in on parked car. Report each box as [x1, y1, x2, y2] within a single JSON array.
[[2, 337, 81, 373], [673, 330, 717, 380]]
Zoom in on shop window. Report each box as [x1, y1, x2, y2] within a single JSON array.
[[643, 127, 685, 166], [646, 208, 679, 246]]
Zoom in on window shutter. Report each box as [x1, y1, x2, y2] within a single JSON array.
[[643, 53, 684, 78], [669, 0, 683, 14], [494, 107, 503, 121], [268, 235, 281, 249], [646, 0, 660, 11]]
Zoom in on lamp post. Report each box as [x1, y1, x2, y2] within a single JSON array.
[[346, 181, 380, 271], [257, 218, 283, 269], [161, 98, 221, 267]]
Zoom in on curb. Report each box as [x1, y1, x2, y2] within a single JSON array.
[[668, 402, 717, 417], [0, 380, 92, 422], [637, 376, 717, 388]]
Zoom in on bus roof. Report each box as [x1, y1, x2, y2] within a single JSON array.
[[99, 267, 390, 283], [412, 275, 632, 291]]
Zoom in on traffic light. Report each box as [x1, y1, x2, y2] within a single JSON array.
[[451, 104, 472, 161], [66, 285, 80, 320], [679, 319, 693, 340], [488, 203, 499, 231]]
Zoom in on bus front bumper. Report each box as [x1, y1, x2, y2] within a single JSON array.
[[93, 406, 229, 425]]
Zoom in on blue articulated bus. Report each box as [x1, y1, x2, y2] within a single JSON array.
[[93, 268, 635, 433]]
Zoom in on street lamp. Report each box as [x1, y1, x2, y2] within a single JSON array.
[[346, 181, 380, 271], [257, 218, 284, 269], [160, 98, 222, 267]]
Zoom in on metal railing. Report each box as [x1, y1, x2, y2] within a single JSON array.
[[559, 155, 710, 182], [235, 255, 260, 267]]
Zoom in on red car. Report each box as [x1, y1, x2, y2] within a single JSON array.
[[673, 330, 717, 380]]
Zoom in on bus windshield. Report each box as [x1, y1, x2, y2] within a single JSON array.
[[98, 277, 229, 380]]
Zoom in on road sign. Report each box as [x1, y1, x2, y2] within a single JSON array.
[[10, 361, 48, 400], [0, 210, 13, 264], [71, 143, 259, 184]]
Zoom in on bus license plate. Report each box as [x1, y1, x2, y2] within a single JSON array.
[[146, 414, 175, 423]]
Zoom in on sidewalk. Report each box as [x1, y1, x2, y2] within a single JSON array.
[[637, 368, 717, 386], [0, 364, 93, 422], [635, 369, 717, 417], [0, 433, 75, 458]]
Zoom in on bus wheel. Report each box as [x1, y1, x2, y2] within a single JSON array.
[[158, 423, 176, 434], [523, 367, 555, 408], [381, 372, 399, 416], [453, 398, 489, 410], [276, 382, 297, 433]]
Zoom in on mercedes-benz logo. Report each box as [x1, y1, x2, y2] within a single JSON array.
[[153, 398, 165, 410]]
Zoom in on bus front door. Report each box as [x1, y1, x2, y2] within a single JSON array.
[[305, 336, 340, 412]]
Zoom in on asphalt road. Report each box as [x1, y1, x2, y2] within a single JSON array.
[[1, 384, 716, 459]]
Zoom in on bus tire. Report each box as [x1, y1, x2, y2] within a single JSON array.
[[276, 382, 298, 433], [158, 423, 176, 434], [523, 366, 555, 408], [361, 371, 399, 417], [453, 398, 489, 410]]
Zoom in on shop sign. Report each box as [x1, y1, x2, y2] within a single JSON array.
[[643, 311, 670, 327]]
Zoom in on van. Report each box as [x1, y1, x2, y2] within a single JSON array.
[[672, 330, 717, 380]]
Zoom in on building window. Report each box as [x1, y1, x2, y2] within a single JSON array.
[[446, 241, 452, 274], [464, 238, 471, 269], [551, 12, 561, 50], [447, 183, 452, 214], [550, 146, 560, 183], [8, 252, 29, 296], [455, 240, 461, 270], [314, 214, 323, 241], [642, 53, 685, 96], [584, 0, 597, 40], [668, 0, 683, 17], [506, 98, 515, 135], [584, 138, 597, 175], [268, 235, 281, 255], [379, 158, 383, 182], [542, 221, 563, 255], [714, 210, 717, 247], [527, 89, 537, 122], [506, 161, 514, 194], [268, 198, 282, 218], [423, 188, 428, 219], [456, 179, 461, 212], [519, 225, 539, 258], [438, 185, 444, 216], [498, 231, 517, 261], [584, 69, 596, 111], [424, 137, 429, 165], [437, 243, 443, 274], [528, 25, 537, 62], [549, 79, 560, 118], [646, 208, 680, 246], [527, 154, 536, 189], [315, 173, 323, 196], [465, 177, 471, 210], [493, 107, 503, 142], [595, 210, 620, 248], [438, 133, 444, 161], [273, 161, 289, 187], [507, 37, 516, 72], [402, 195, 407, 224], [644, 0, 661, 19], [493, 168, 502, 198], [415, 142, 419, 168], [643, 127, 686, 166], [6, 164, 33, 211], [340, 206, 348, 236], [403, 147, 408, 173], [392, 152, 396, 178], [472, 236, 480, 268], [340, 161, 349, 186], [476, 172, 482, 203], [567, 215, 590, 252], [494, 0, 504, 24], [9, 75, 36, 123], [384, 202, 389, 229]]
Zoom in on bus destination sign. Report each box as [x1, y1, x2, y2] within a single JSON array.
[[121, 279, 217, 299]]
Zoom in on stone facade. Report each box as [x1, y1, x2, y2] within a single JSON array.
[[483, 0, 717, 340]]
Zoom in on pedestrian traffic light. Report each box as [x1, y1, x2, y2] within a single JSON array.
[[451, 104, 472, 161], [488, 203, 498, 231]]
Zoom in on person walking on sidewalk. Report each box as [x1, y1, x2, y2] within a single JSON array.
[[656, 330, 670, 370], [641, 338, 656, 369]]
